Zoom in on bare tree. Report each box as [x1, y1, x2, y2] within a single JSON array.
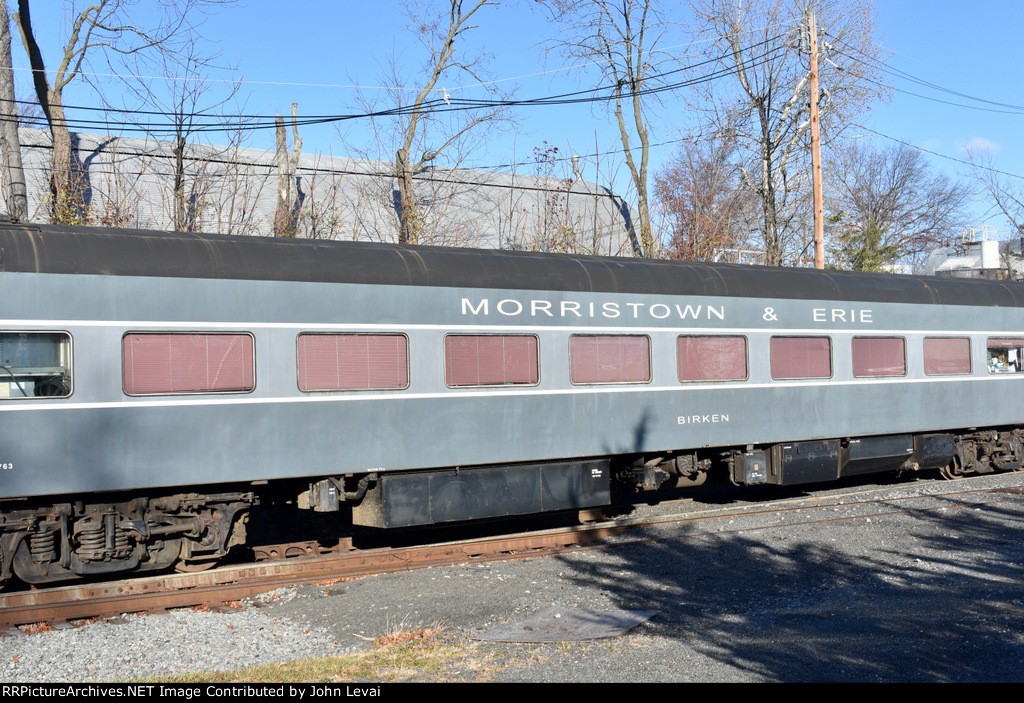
[[203, 125, 269, 237], [828, 141, 970, 271], [11, 0, 226, 224], [685, 0, 886, 265], [541, 0, 672, 257], [525, 142, 585, 253], [965, 146, 1024, 234], [345, 0, 510, 245], [576, 138, 636, 256], [998, 240, 1023, 281], [394, 0, 492, 245], [273, 103, 302, 237], [88, 136, 145, 228], [116, 41, 247, 233], [293, 155, 352, 241], [0, 0, 25, 219], [654, 133, 753, 261]]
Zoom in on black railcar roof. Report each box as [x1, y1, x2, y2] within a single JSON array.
[[2, 221, 1023, 308]]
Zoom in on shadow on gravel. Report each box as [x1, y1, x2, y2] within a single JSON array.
[[548, 492, 1024, 683]]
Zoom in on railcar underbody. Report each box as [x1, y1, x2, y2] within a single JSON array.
[[5, 425, 1023, 586], [3, 222, 1024, 587]]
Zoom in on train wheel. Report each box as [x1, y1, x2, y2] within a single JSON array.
[[939, 464, 959, 480], [174, 559, 219, 573], [939, 457, 966, 480]]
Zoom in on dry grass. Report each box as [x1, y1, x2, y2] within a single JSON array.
[[138, 626, 521, 683]]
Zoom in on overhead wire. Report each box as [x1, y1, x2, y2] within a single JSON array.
[[824, 30, 1024, 116], [854, 125, 1024, 182], [1, 18, 793, 96], [1, 32, 794, 197], [813, 30, 1024, 183], [4, 32, 791, 137], [22, 21, 1023, 190]]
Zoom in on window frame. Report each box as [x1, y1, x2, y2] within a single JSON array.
[[568, 333, 652, 386], [443, 333, 540, 388], [676, 334, 749, 383], [0, 330, 74, 400], [985, 337, 1024, 375], [121, 331, 256, 397], [296, 332, 410, 392], [769, 335, 834, 381], [923, 336, 973, 377], [851, 336, 907, 379]]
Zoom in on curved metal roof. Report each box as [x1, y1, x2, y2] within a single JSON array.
[[3, 221, 1024, 308]]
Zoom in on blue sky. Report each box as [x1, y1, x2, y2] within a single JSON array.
[[13, 0, 1024, 235], [865, 0, 1024, 233]]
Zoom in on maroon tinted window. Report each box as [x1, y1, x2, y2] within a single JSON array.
[[297, 334, 408, 391], [852, 337, 906, 377], [987, 338, 1024, 349], [770, 336, 832, 380], [677, 336, 747, 382], [445, 335, 538, 387], [924, 337, 971, 375], [569, 335, 650, 384], [123, 333, 254, 395]]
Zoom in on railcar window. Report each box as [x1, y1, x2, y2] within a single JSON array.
[[852, 337, 906, 377], [986, 338, 1024, 374], [0, 332, 72, 398], [444, 334, 539, 387], [770, 336, 832, 380], [297, 333, 408, 391], [677, 335, 747, 382], [923, 337, 972, 376], [122, 333, 255, 395], [569, 335, 651, 384]]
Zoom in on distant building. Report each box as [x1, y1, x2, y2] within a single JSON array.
[[923, 226, 1024, 280], [10, 128, 636, 255]]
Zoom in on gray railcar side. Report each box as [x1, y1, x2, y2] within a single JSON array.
[[2, 222, 1024, 585]]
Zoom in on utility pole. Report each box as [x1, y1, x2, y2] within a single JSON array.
[[809, 10, 824, 269]]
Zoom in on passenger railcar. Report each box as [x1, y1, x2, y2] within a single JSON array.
[[2, 220, 1024, 586]]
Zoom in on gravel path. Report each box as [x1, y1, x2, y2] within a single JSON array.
[[1, 591, 338, 682], [5, 471, 1024, 683]]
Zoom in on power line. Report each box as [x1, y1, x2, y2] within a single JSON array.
[[2, 18, 794, 97], [6, 34, 790, 137], [814, 33, 1024, 181], [856, 124, 1024, 182], [824, 31, 1024, 116]]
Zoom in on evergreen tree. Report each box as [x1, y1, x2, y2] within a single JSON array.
[[830, 216, 901, 272]]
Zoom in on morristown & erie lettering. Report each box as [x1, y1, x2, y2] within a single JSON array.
[[461, 297, 725, 320]]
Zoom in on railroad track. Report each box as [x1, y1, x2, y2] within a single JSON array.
[[4, 472, 1024, 629]]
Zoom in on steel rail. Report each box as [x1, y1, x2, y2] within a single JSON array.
[[3, 474, 1023, 629]]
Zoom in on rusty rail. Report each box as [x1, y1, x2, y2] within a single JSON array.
[[0, 518, 628, 628], [4, 474, 1024, 629]]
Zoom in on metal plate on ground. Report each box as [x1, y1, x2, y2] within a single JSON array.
[[474, 606, 657, 642]]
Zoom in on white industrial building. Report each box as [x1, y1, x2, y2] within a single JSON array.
[[9, 128, 636, 255], [923, 226, 1024, 280]]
